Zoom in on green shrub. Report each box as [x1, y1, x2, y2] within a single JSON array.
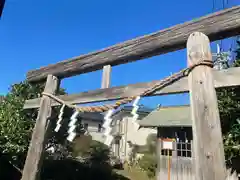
[[138, 153, 157, 178], [86, 140, 110, 165], [72, 135, 93, 157], [0, 81, 67, 168], [146, 133, 157, 154]]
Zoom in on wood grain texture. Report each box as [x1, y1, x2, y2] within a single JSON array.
[[24, 67, 240, 109], [21, 75, 59, 180], [101, 65, 111, 89], [156, 130, 161, 180], [26, 6, 240, 82], [187, 32, 226, 180]]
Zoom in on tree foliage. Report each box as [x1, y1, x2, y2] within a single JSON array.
[[0, 79, 112, 175], [85, 140, 110, 166], [72, 135, 110, 165], [235, 40, 240, 62], [217, 39, 240, 172], [145, 133, 157, 154], [138, 153, 157, 178], [72, 135, 93, 157], [41, 157, 128, 180], [137, 133, 157, 178], [0, 81, 66, 168]]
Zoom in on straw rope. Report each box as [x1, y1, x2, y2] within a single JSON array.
[[42, 60, 213, 113]]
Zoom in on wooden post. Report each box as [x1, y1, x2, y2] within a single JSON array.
[[21, 75, 60, 180], [101, 65, 111, 89], [190, 140, 195, 178], [187, 32, 226, 180], [101, 65, 116, 154], [156, 127, 162, 180], [172, 140, 178, 180]]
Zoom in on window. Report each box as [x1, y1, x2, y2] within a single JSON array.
[[176, 140, 192, 157], [84, 123, 88, 130], [98, 124, 102, 132]]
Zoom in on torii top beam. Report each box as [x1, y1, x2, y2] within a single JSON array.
[[26, 6, 240, 83]]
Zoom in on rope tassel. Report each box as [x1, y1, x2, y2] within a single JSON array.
[[67, 132, 77, 142], [54, 104, 65, 132], [105, 135, 114, 146], [103, 109, 115, 145], [103, 109, 114, 128], [131, 96, 141, 121], [67, 110, 79, 142], [104, 126, 112, 136]]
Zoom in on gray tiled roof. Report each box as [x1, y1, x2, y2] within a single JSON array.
[[139, 105, 192, 127], [110, 105, 153, 117]]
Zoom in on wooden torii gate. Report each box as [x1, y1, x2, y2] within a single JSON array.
[[21, 6, 240, 180]]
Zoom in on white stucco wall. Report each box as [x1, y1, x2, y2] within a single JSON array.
[[81, 119, 105, 142], [127, 117, 156, 145], [118, 116, 157, 161]]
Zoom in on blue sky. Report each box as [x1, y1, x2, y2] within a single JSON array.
[[0, 0, 239, 108]]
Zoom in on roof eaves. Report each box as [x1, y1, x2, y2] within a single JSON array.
[[139, 104, 191, 127]]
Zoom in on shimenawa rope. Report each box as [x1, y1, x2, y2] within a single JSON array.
[[42, 60, 213, 113]]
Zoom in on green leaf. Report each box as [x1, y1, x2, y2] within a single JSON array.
[[0, 81, 67, 168]]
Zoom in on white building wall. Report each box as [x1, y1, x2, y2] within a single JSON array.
[[118, 116, 157, 162], [81, 120, 105, 142], [79, 115, 157, 162]]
